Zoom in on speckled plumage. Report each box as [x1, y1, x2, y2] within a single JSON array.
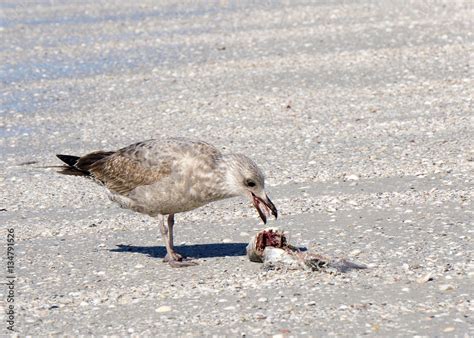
[[90, 138, 242, 216], [57, 137, 277, 266]]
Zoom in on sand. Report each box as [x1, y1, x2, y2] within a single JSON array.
[[1, 0, 472, 335]]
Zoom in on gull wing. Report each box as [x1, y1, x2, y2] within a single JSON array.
[[88, 145, 170, 195], [87, 138, 221, 195]]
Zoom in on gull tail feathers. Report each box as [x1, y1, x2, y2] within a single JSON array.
[[56, 151, 114, 176], [57, 154, 80, 167]]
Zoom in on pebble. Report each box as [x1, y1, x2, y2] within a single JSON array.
[[349, 249, 361, 257], [416, 272, 434, 284], [347, 200, 358, 206], [439, 284, 455, 291], [155, 306, 172, 313]]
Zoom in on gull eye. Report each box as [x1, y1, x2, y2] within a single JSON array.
[[246, 179, 256, 187]]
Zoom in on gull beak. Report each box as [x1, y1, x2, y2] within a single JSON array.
[[251, 192, 278, 224]]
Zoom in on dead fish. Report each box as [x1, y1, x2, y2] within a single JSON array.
[[247, 228, 368, 273]]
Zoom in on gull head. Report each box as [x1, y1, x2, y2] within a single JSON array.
[[222, 154, 278, 224]]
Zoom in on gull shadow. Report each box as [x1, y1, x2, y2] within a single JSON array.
[[110, 243, 247, 259]]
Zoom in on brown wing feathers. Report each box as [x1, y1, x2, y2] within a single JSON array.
[[89, 154, 171, 194], [57, 150, 170, 195]]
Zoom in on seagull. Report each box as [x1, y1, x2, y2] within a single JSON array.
[[56, 137, 278, 267]]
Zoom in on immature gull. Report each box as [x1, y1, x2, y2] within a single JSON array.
[[57, 137, 278, 267]]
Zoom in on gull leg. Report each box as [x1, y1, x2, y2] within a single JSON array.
[[160, 214, 197, 267], [161, 214, 181, 261]]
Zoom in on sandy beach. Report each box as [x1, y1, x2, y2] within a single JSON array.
[[1, 0, 473, 335]]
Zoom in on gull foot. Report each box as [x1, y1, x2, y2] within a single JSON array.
[[164, 252, 198, 268]]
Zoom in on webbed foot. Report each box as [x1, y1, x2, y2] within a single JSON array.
[[164, 252, 198, 267]]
